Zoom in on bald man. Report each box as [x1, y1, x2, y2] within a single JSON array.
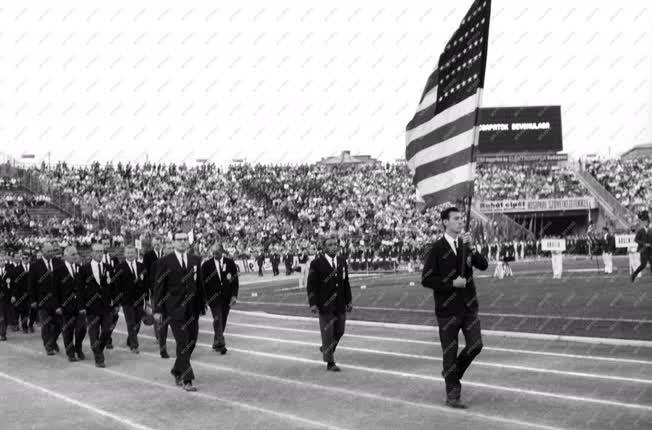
[[115, 245, 147, 353], [29, 242, 62, 355], [77, 244, 119, 368], [54, 246, 87, 361], [201, 243, 239, 354]]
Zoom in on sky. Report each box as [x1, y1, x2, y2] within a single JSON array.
[[1, 0, 651, 165]]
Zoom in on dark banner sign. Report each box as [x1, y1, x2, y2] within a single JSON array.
[[477, 106, 563, 153]]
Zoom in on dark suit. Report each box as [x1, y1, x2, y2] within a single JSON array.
[[101, 253, 120, 347], [144, 249, 168, 350], [77, 261, 117, 364], [421, 236, 488, 401], [115, 260, 147, 350], [201, 257, 239, 349], [0, 268, 10, 338], [271, 253, 280, 276], [54, 263, 86, 358], [154, 252, 206, 383], [632, 226, 652, 278], [601, 233, 616, 254], [9, 263, 31, 331], [306, 254, 352, 363], [256, 254, 265, 276], [30, 258, 62, 352]]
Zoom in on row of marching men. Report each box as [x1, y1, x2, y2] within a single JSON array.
[[0, 234, 240, 392]]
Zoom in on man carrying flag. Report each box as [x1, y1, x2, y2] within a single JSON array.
[[406, 0, 492, 409]]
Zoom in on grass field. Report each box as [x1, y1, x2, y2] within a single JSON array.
[[0, 255, 650, 429]]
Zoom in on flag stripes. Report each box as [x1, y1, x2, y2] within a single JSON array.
[[405, 0, 491, 208]]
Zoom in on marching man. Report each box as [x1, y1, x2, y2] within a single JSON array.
[[601, 227, 616, 274], [550, 237, 564, 279], [628, 225, 642, 279]]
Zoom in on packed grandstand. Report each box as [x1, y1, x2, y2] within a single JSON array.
[[1, 154, 645, 269]]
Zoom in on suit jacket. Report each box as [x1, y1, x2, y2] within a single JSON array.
[[201, 257, 240, 309], [29, 258, 60, 311], [635, 227, 652, 254], [142, 249, 161, 299], [0, 268, 10, 304], [9, 264, 31, 308], [114, 260, 147, 308], [154, 253, 205, 321], [306, 254, 352, 314], [601, 234, 616, 254], [54, 263, 81, 315], [77, 261, 116, 315], [421, 237, 488, 318]]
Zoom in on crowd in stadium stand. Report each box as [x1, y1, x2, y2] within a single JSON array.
[[476, 164, 587, 200], [585, 158, 652, 213], [0, 159, 637, 270]]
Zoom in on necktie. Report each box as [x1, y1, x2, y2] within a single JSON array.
[[47, 260, 52, 272], [331, 257, 336, 269], [132, 262, 137, 279], [182, 256, 187, 271]]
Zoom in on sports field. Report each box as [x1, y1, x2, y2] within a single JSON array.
[[1, 255, 650, 429]]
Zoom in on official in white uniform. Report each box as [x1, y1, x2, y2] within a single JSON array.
[[551, 250, 563, 279]]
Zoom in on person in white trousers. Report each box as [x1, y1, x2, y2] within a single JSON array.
[[551, 250, 563, 279], [601, 227, 615, 274]]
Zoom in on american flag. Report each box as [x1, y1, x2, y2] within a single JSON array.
[[405, 0, 491, 209]]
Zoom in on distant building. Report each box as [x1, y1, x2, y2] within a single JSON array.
[[621, 143, 652, 161], [317, 151, 380, 166]]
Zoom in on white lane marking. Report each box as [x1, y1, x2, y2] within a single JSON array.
[[224, 310, 652, 348], [0, 370, 156, 430], [4, 342, 350, 430], [105, 333, 572, 430], [206, 330, 652, 385], [225, 322, 652, 365], [236, 300, 652, 324], [112, 329, 652, 412]]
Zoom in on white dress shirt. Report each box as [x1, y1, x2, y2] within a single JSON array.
[[174, 250, 187, 269], [91, 260, 103, 285], [214, 257, 223, 282], [444, 232, 459, 255], [65, 261, 75, 278]]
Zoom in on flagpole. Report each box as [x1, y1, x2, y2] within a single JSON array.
[[461, 88, 484, 275]]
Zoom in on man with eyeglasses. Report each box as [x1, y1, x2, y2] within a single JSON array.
[[154, 231, 206, 392]]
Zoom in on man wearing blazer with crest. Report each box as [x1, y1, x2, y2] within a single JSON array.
[[77, 243, 119, 367], [307, 233, 353, 372], [115, 245, 147, 353], [154, 231, 206, 392], [54, 246, 87, 361], [421, 206, 488, 409], [29, 241, 63, 355], [201, 242, 239, 354]]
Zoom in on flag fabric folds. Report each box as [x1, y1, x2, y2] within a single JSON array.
[[406, 0, 492, 209]]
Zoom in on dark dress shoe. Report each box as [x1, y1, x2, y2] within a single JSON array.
[[77, 351, 86, 360], [105, 343, 113, 350], [22, 327, 29, 334], [46, 349, 55, 356], [53, 344, 60, 353], [131, 348, 140, 354], [29, 326, 35, 333], [327, 362, 340, 372], [160, 350, 170, 359], [95, 362, 106, 368], [68, 356, 78, 362], [174, 375, 182, 386], [183, 382, 197, 392], [0, 336, 7, 341], [445, 398, 467, 409], [219, 348, 227, 355]]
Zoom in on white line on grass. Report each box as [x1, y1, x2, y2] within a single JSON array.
[[113, 330, 652, 412], [225, 322, 652, 365], [208, 331, 652, 385], [0, 369, 156, 430]]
